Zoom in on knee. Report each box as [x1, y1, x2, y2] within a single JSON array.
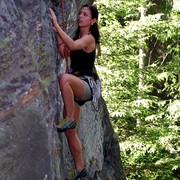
[[65, 128, 77, 138], [58, 74, 68, 88]]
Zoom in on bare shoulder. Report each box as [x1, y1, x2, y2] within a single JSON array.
[[83, 34, 94, 41], [83, 34, 95, 52], [82, 34, 95, 46], [73, 34, 95, 51]]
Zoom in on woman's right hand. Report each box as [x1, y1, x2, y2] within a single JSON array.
[[49, 8, 59, 30]]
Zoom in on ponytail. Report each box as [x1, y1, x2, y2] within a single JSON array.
[[90, 22, 100, 44]]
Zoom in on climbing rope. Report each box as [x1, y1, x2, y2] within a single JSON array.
[[60, 0, 69, 73]]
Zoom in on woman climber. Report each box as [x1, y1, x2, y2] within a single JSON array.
[[49, 4, 100, 180]]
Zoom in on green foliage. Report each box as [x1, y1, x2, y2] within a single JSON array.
[[95, 0, 180, 179]]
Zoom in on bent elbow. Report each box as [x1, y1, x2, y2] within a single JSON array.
[[68, 45, 75, 51], [66, 43, 76, 51]]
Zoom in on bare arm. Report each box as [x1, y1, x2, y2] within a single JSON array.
[[49, 8, 94, 51], [57, 34, 64, 46]]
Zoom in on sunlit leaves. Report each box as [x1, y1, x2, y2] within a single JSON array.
[[95, 0, 180, 179]]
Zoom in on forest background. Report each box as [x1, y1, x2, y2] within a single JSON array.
[[94, 0, 180, 179]]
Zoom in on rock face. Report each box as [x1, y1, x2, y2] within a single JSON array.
[[0, 0, 126, 180]]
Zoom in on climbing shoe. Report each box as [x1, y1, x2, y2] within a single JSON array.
[[57, 117, 76, 132], [66, 168, 87, 180]]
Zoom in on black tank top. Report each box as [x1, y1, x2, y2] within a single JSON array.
[[70, 49, 96, 76]]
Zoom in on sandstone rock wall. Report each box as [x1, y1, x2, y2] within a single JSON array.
[[0, 0, 126, 179]]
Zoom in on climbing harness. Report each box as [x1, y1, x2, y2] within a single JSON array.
[[60, 0, 69, 73]]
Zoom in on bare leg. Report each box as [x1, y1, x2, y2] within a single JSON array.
[[58, 73, 85, 171], [65, 104, 84, 171], [58, 73, 84, 120]]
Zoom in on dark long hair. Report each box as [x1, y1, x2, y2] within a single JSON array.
[[75, 4, 100, 44]]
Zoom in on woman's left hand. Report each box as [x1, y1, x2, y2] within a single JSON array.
[[49, 8, 58, 30]]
